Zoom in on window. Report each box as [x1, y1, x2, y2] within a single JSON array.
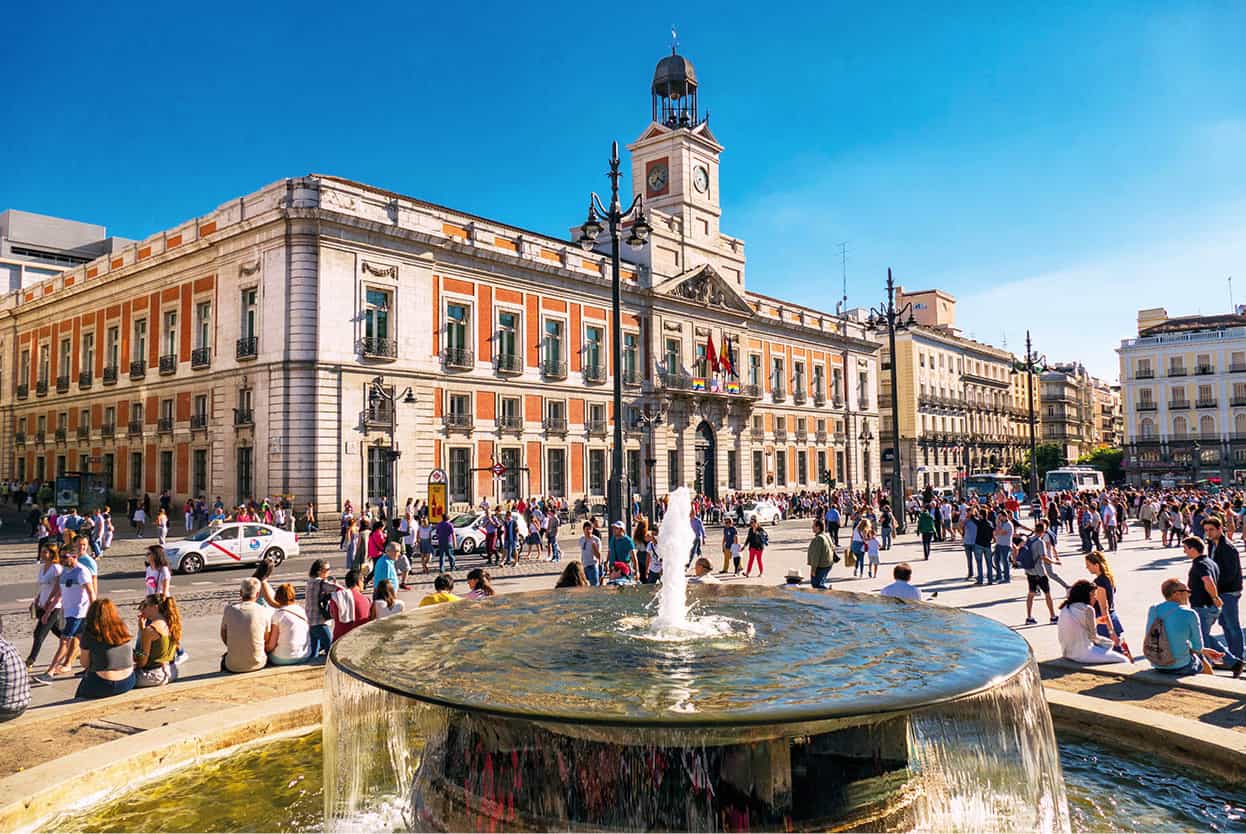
[[798, 450, 808, 484], [194, 395, 207, 419], [794, 362, 806, 392], [626, 449, 641, 495], [241, 289, 258, 340], [237, 446, 253, 501], [366, 447, 390, 502], [498, 310, 519, 361], [195, 302, 212, 349], [831, 368, 843, 401], [546, 399, 566, 423], [239, 387, 253, 415], [18, 349, 29, 386], [547, 448, 566, 497], [56, 456, 66, 477], [446, 303, 469, 350], [193, 449, 207, 496], [695, 343, 708, 377], [753, 450, 764, 488], [57, 412, 67, 431], [448, 393, 470, 421], [38, 344, 49, 383], [813, 365, 824, 396], [161, 399, 174, 421], [668, 449, 680, 490], [920, 354, 926, 368], [664, 338, 681, 372], [544, 319, 564, 365], [623, 332, 639, 380], [35, 456, 45, 482], [130, 451, 143, 492], [1199, 384, 1213, 403], [132, 320, 147, 362], [500, 396, 520, 425], [163, 311, 178, 356], [449, 447, 471, 503], [776, 449, 788, 485], [16, 458, 25, 481], [589, 449, 606, 495], [131, 402, 144, 424], [366, 289, 391, 342], [584, 325, 603, 373], [727, 449, 738, 490], [817, 450, 827, 481], [748, 354, 761, 387], [104, 406, 115, 429], [159, 451, 173, 493], [771, 357, 785, 390], [499, 447, 521, 499], [79, 408, 89, 429], [105, 327, 119, 369], [858, 370, 869, 406], [82, 332, 95, 373], [58, 338, 70, 376]]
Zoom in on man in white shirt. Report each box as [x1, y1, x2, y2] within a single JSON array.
[[689, 557, 720, 584], [1100, 500, 1118, 552], [880, 563, 922, 602]]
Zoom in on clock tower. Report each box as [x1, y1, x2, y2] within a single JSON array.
[[627, 50, 744, 288]]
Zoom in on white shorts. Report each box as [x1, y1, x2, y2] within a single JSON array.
[[868, 550, 880, 565]]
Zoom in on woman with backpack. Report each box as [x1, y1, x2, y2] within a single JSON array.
[[304, 559, 339, 661], [743, 517, 768, 578]]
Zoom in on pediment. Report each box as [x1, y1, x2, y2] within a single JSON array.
[[653, 264, 753, 315]]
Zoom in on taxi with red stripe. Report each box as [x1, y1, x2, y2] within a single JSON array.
[[166, 522, 300, 574]]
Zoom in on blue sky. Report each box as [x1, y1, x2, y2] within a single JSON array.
[[3, 1, 1244, 381]]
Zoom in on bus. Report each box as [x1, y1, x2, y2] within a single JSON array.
[[1044, 466, 1105, 495], [963, 473, 1024, 500]]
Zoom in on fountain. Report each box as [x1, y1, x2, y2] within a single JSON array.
[[324, 488, 1070, 832]]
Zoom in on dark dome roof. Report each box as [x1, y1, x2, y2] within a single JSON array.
[[652, 52, 697, 97]]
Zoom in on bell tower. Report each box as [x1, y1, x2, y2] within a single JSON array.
[[627, 50, 744, 289]]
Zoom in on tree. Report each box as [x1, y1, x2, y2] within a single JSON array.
[[1011, 443, 1067, 487], [1078, 446, 1124, 485]]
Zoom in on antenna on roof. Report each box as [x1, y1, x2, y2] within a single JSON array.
[[1230, 276, 1235, 313], [839, 242, 848, 313]]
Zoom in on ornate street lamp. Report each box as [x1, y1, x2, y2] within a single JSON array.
[[367, 376, 416, 520], [578, 141, 651, 528], [633, 406, 665, 519], [865, 269, 914, 531], [858, 423, 875, 497], [1010, 331, 1047, 499]]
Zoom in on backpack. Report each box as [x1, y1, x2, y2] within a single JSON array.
[[760, 529, 769, 547], [1143, 614, 1176, 668], [317, 582, 333, 621], [1017, 537, 1041, 571]]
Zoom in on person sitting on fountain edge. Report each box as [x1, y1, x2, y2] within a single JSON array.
[[606, 561, 635, 586], [419, 574, 461, 607], [689, 557, 719, 584], [880, 563, 922, 602]]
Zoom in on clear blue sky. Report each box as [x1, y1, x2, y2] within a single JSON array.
[[4, 1, 1244, 381]]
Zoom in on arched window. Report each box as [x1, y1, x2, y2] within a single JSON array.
[[1139, 418, 1154, 439], [1200, 415, 1216, 437], [1173, 416, 1187, 437]]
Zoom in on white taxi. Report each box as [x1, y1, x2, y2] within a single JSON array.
[[166, 522, 300, 574]]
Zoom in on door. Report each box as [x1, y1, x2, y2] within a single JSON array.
[[243, 525, 273, 562], [204, 525, 242, 565], [694, 421, 717, 499]]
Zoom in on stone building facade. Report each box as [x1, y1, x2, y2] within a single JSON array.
[[0, 52, 880, 512]]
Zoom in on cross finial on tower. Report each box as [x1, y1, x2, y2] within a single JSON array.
[[671, 25, 678, 54]]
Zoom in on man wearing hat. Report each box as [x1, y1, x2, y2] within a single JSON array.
[[608, 520, 637, 578]]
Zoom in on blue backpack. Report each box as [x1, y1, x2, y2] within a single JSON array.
[[1018, 536, 1042, 570]]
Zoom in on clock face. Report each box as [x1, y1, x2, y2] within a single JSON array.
[[693, 166, 709, 193], [646, 163, 668, 194]]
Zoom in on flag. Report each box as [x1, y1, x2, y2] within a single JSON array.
[[726, 380, 741, 394], [720, 335, 736, 377], [692, 377, 707, 391], [706, 333, 719, 373]]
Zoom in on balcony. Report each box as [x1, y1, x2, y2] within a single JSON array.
[[78, 371, 92, 390], [816, 430, 829, 443], [587, 418, 608, 436], [34, 430, 46, 445], [442, 413, 474, 432], [14, 432, 24, 447], [772, 383, 787, 402], [441, 347, 474, 370], [859, 399, 872, 411], [1232, 396, 1246, 407], [743, 384, 762, 399], [76, 425, 90, 441], [236, 337, 259, 360], [621, 368, 642, 387], [1196, 365, 1215, 375], [813, 391, 826, 407], [101, 424, 115, 439], [157, 417, 174, 434], [234, 409, 254, 427], [16, 384, 27, 400], [56, 375, 69, 394], [1232, 363, 1246, 374], [35, 380, 48, 396], [541, 360, 568, 380], [542, 416, 568, 435], [191, 347, 211, 369], [1135, 401, 1158, 411], [659, 371, 692, 391], [1168, 400, 1191, 410], [127, 420, 143, 437], [129, 360, 146, 380], [497, 414, 523, 434], [159, 354, 177, 375], [774, 428, 788, 442], [357, 337, 397, 360], [795, 428, 809, 443], [102, 366, 118, 385], [1134, 369, 1155, 379], [190, 414, 208, 432], [582, 363, 606, 384], [362, 404, 394, 428], [1196, 399, 1218, 409], [54, 428, 67, 444], [792, 387, 808, 405], [1168, 367, 1188, 377], [750, 427, 765, 441], [494, 353, 523, 375]]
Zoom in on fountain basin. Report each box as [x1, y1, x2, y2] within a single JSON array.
[[325, 586, 1069, 832]]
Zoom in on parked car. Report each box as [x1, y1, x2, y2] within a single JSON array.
[[739, 500, 781, 526], [166, 522, 300, 574]]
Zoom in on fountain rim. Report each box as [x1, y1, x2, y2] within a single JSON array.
[[326, 585, 1036, 729]]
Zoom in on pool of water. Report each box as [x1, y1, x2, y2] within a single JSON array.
[[46, 730, 1246, 833]]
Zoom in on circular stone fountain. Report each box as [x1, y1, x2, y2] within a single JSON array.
[[324, 492, 1070, 833]]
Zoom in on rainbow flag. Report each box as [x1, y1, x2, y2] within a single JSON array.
[[692, 377, 707, 391], [726, 380, 741, 394]]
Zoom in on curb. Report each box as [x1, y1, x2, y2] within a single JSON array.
[[1041, 656, 1246, 698]]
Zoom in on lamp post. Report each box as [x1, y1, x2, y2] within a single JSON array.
[[859, 423, 875, 497], [1192, 439, 1202, 484], [633, 406, 665, 519], [578, 141, 652, 530], [367, 376, 416, 521], [866, 269, 914, 531], [1011, 331, 1047, 499]]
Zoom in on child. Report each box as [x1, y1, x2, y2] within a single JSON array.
[[866, 531, 881, 578], [155, 509, 169, 545], [730, 540, 743, 575], [644, 531, 662, 584]]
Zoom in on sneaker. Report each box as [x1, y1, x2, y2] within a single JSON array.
[[1049, 616, 1059, 624], [1233, 659, 1244, 679], [1024, 618, 1037, 625]]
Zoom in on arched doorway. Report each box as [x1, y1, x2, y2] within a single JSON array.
[[694, 421, 717, 499]]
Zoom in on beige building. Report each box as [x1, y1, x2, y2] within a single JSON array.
[[878, 288, 1030, 493], [1039, 363, 1102, 462], [0, 51, 881, 511]]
